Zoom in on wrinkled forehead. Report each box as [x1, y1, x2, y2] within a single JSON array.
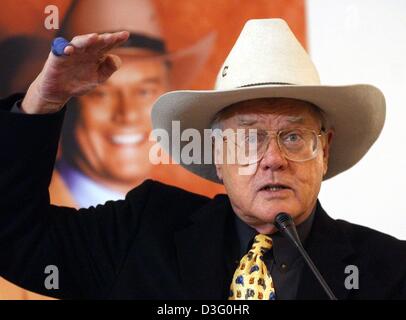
[[216, 98, 324, 128]]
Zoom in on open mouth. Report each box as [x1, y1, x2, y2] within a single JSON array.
[[259, 184, 291, 192], [111, 133, 146, 146]]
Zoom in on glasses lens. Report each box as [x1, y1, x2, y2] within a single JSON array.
[[278, 129, 318, 161], [225, 128, 320, 166], [235, 129, 263, 165]]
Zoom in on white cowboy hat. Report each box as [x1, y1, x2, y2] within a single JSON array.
[[151, 18, 386, 183]]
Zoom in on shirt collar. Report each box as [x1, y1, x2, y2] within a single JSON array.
[[57, 159, 125, 208], [234, 205, 316, 268]]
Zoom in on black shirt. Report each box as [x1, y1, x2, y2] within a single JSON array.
[[234, 207, 315, 300]]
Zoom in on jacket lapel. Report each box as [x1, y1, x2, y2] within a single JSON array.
[[175, 196, 355, 300], [297, 202, 355, 300], [174, 194, 239, 299]]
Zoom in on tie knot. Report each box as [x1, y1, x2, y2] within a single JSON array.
[[251, 234, 273, 254]]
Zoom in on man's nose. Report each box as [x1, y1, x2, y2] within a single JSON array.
[[112, 92, 140, 124], [258, 138, 289, 171]]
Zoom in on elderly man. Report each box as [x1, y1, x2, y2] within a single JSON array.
[[0, 19, 405, 300]]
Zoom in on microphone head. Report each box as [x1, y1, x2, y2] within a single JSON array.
[[274, 212, 294, 231], [273, 212, 301, 248]]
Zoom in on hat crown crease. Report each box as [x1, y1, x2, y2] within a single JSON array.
[[215, 18, 321, 90]]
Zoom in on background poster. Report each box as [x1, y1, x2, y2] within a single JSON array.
[[0, 0, 305, 299]]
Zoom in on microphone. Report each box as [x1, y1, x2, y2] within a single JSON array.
[[274, 212, 337, 300]]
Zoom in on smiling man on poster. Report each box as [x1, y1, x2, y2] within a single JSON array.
[[0, 19, 405, 299]]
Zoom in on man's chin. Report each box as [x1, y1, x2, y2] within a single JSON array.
[[252, 204, 300, 226], [259, 201, 297, 216], [105, 166, 153, 185], [254, 223, 278, 235]]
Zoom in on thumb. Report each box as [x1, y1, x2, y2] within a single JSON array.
[[98, 54, 122, 83]]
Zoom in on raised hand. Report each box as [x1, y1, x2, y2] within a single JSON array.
[[21, 31, 130, 114]]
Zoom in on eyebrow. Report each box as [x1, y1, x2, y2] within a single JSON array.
[[285, 116, 304, 124], [237, 117, 258, 126], [140, 77, 164, 85], [236, 115, 305, 126], [105, 77, 164, 87]]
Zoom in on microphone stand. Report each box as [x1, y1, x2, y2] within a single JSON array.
[[274, 212, 337, 300]]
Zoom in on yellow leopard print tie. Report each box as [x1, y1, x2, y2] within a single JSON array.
[[229, 234, 276, 300]]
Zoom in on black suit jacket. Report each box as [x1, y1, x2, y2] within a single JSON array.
[[0, 94, 405, 299]]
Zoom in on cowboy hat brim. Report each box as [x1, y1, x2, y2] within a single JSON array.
[[151, 84, 385, 183]]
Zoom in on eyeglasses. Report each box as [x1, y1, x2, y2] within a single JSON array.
[[215, 128, 325, 165]]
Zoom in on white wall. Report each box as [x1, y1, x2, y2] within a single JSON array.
[[306, 0, 406, 239]]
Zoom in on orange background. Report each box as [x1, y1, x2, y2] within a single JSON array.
[[0, 0, 306, 90]]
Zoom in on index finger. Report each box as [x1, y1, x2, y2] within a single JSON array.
[[92, 31, 130, 53], [69, 33, 98, 50], [61, 31, 129, 57]]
